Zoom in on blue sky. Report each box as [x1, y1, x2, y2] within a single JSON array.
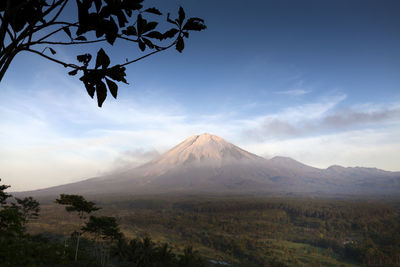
[[1, 0, 399, 190]]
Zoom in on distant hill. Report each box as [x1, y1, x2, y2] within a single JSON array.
[[21, 133, 400, 196]]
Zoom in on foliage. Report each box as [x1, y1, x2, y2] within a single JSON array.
[[0, 0, 206, 107], [0, 180, 94, 265], [83, 215, 122, 241], [114, 236, 204, 267], [56, 194, 100, 219], [0, 179, 40, 237], [56, 193, 101, 261], [1, 181, 207, 266], [0, 233, 98, 266], [13, 196, 40, 222], [0, 181, 11, 204]]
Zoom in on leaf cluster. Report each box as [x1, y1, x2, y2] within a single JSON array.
[[83, 215, 123, 241], [0, 0, 49, 32], [0, 0, 206, 107], [0, 179, 41, 238], [68, 2, 206, 107], [74, 49, 127, 106], [55, 194, 100, 218]]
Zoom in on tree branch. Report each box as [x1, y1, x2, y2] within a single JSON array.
[[48, 0, 69, 25], [6, 25, 15, 42], [5, 0, 68, 55], [117, 35, 138, 43], [0, 48, 18, 82], [33, 38, 106, 46], [34, 22, 78, 43], [24, 48, 79, 69], [0, 0, 11, 53], [42, 0, 68, 23], [121, 41, 176, 67]]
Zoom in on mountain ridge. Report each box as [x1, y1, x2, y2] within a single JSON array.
[[17, 133, 400, 196]]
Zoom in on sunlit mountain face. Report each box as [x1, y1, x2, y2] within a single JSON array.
[[23, 133, 400, 197]]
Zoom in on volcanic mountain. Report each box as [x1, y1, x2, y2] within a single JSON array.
[[25, 133, 400, 196]]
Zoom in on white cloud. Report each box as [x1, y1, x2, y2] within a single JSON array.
[[1, 70, 399, 191]]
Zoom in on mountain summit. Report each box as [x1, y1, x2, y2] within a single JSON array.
[[151, 133, 262, 167], [23, 134, 400, 196]]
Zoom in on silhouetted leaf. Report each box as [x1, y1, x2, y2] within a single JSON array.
[[163, 28, 179, 39], [63, 27, 72, 39], [49, 48, 56, 55], [94, 0, 102, 13], [77, 54, 92, 65], [138, 39, 145, 51], [106, 65, 127, 84], [104, 17, 118, 44], [144, 7, 162, 15], [76, 0, 90, 35], [144, 21, 158, 33], [68, 69, 78, 76], [75, 36, 87, 41], [99, 5, 112, 18], [84, 81, 95, 98], [122, 0, 143, 12], [105, 78, 118, 99], [122, 25, 137, 36], [95, 48, 110, 69], [96, 81, 107, 107], [176, 36, 184, 52], [137, 14, 145, 35], [183, 18, 207, 31], [178, 6, 185, 25], [116, 10, 128, 27], [142, 37, 154, 49], [144, 31, 163, 40]]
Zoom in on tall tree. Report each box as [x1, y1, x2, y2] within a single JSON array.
[[82, 215, 122, 266], [0, 179, 41, 241], [55, 194, 100, 261], [0, 0, 206, 107]]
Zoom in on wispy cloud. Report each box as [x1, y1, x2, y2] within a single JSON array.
[[323, 106, 400, 128], [109, 149, 160, 171], [275, 89, 311, 96], [243, 99, 400, 141]]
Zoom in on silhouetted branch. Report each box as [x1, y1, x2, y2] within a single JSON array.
[[34, 22, 78, 43], [36, 39, 107, 46], [121, 41, 176, 67], [24, 48, 79, 69]]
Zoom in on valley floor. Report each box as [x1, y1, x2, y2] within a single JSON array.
[[29, 195, 400, 266]]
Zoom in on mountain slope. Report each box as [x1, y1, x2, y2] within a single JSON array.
[[21, 133, 400, 196]]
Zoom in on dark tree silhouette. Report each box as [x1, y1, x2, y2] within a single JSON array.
[[0, 179, 40, 237], [55, 193, 100, 261], [83, 215, 122, 241], [82, 215, 122, 265], [0, 0, 206, 107], [13, 196, 40, 223]]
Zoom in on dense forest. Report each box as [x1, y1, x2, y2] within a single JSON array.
[[2, 179, 400, 266], [22, 193, 400, 266]]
